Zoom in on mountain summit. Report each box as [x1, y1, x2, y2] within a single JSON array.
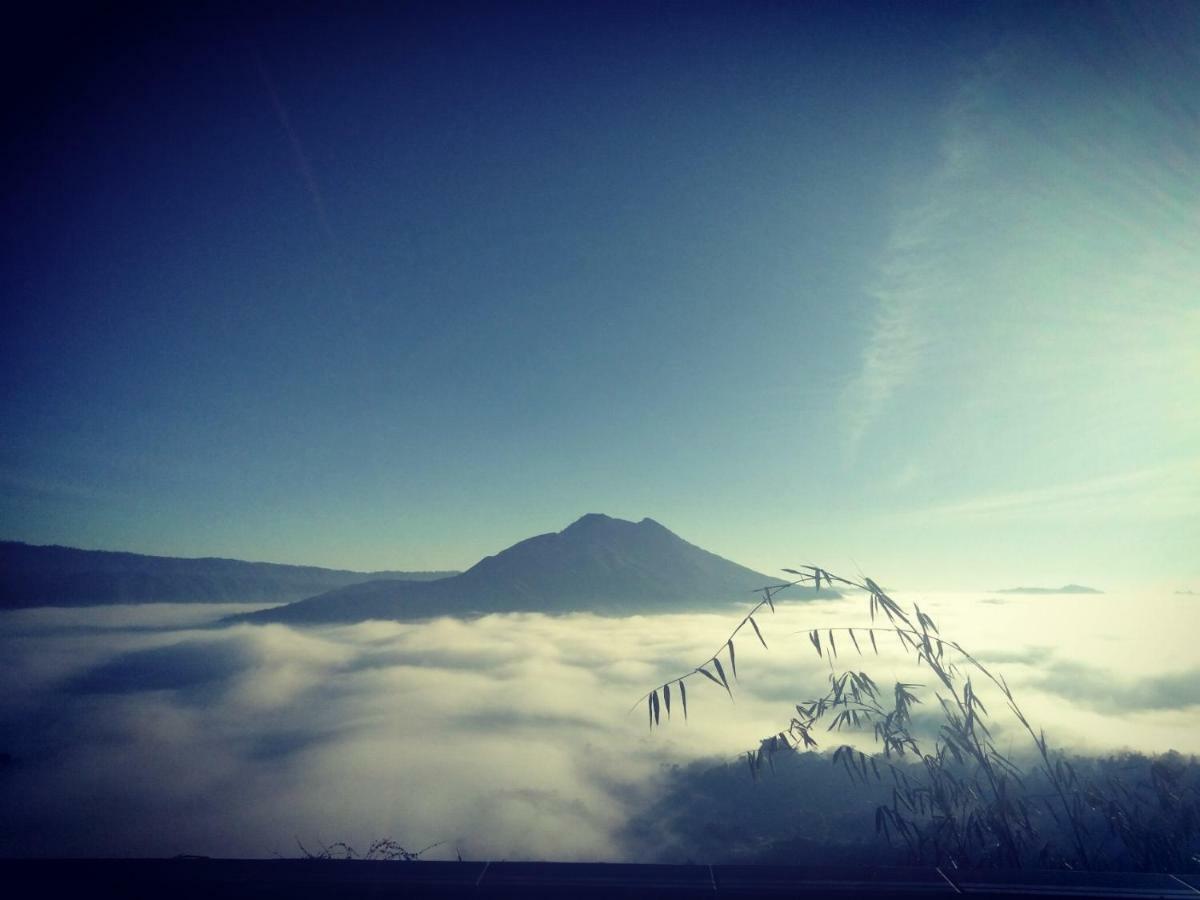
[[234, 514, 804, 624]]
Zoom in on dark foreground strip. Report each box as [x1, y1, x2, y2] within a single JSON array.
[[2, 859, 1198, 899]]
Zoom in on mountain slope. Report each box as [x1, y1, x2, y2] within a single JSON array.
[[234, 513, 834, 624], [0, 541, 456, 609]]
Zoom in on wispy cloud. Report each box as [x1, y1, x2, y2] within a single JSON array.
[[250, 44, 337, 246], [894, 458, 1200, 523], [0, 467, 118, 504], [839, 54, 999, 456], [841, 24, 1200, 471]]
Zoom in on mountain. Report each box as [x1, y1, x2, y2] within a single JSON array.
[[0, 541, 457, 609], [233, 514, 824, 624], [995, 584, 1103, 595]]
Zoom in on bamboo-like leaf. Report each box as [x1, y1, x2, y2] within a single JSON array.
[[869, 629, 879, 654], [697, 666, 724, 688], [833, 745, 851, 781], [814, 569, 822, 591], [727, 639, 737, 679], [712, 657, 733, 697], [849, 628, 862, 655], [809, 629, 822, 657], [860, 671, 879, 698], [765, 588, 775, 613], [651, 689, 660, 726], [828, 629, 837, 657], [749, 616, 769, 649], [679, 680, 688, 720], [648, 694, 654, 730], [782, 568, 802, 575], [664, 682, 671, 718]]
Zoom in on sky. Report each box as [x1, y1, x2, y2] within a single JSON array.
[[2, 2, 1197, 588]]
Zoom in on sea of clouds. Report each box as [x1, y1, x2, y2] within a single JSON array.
[[1, 588, 1197, 859]]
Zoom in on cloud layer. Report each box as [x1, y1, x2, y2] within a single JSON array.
[[1, 588, 1197, 859]]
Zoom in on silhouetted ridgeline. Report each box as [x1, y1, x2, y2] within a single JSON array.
[[0, 541, 456, 609], [995, 584, 1104, 595], [232, 514, 832, 624]]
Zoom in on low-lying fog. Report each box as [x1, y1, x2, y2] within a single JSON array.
[[1, 589, 1197, 859]]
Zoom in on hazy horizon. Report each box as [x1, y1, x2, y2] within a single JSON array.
[[0, 514, 1172, 595]]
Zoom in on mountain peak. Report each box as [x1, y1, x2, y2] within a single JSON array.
[[234, 514, 803, 624], [563, 512, 616, 530], [562, 513, 669, 535]]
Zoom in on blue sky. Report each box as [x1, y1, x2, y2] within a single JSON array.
[[2, 2, 1196, 587]]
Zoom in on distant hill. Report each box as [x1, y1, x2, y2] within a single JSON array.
[[995, 584, 1103, 595], [0, 541, 456, 609], [233, 513, 830, 624]]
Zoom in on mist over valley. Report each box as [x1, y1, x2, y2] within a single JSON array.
[[2, 517, 1196, 862]]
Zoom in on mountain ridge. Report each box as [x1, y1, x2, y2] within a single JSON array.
[[233, 514, 829, 624], [0, 541, 456, 609], [994, 584, 1103, 595]]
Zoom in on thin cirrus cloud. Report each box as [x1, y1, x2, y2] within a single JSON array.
[[893, 458, 1200, 524], [841, 24, 1200, 485], [839, 50, 1000, 458]]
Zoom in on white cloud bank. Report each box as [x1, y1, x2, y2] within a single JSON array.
[[1, 589, 1197, 859]]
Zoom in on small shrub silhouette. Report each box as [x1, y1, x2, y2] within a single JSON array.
[[295, 837, 442, 861]]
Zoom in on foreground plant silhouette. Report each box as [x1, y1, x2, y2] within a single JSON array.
[[640, 566, 1200, 871], [294, 837, 443, 861]]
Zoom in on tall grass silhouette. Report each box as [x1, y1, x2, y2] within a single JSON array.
[[639, 566, 1200, 871]]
